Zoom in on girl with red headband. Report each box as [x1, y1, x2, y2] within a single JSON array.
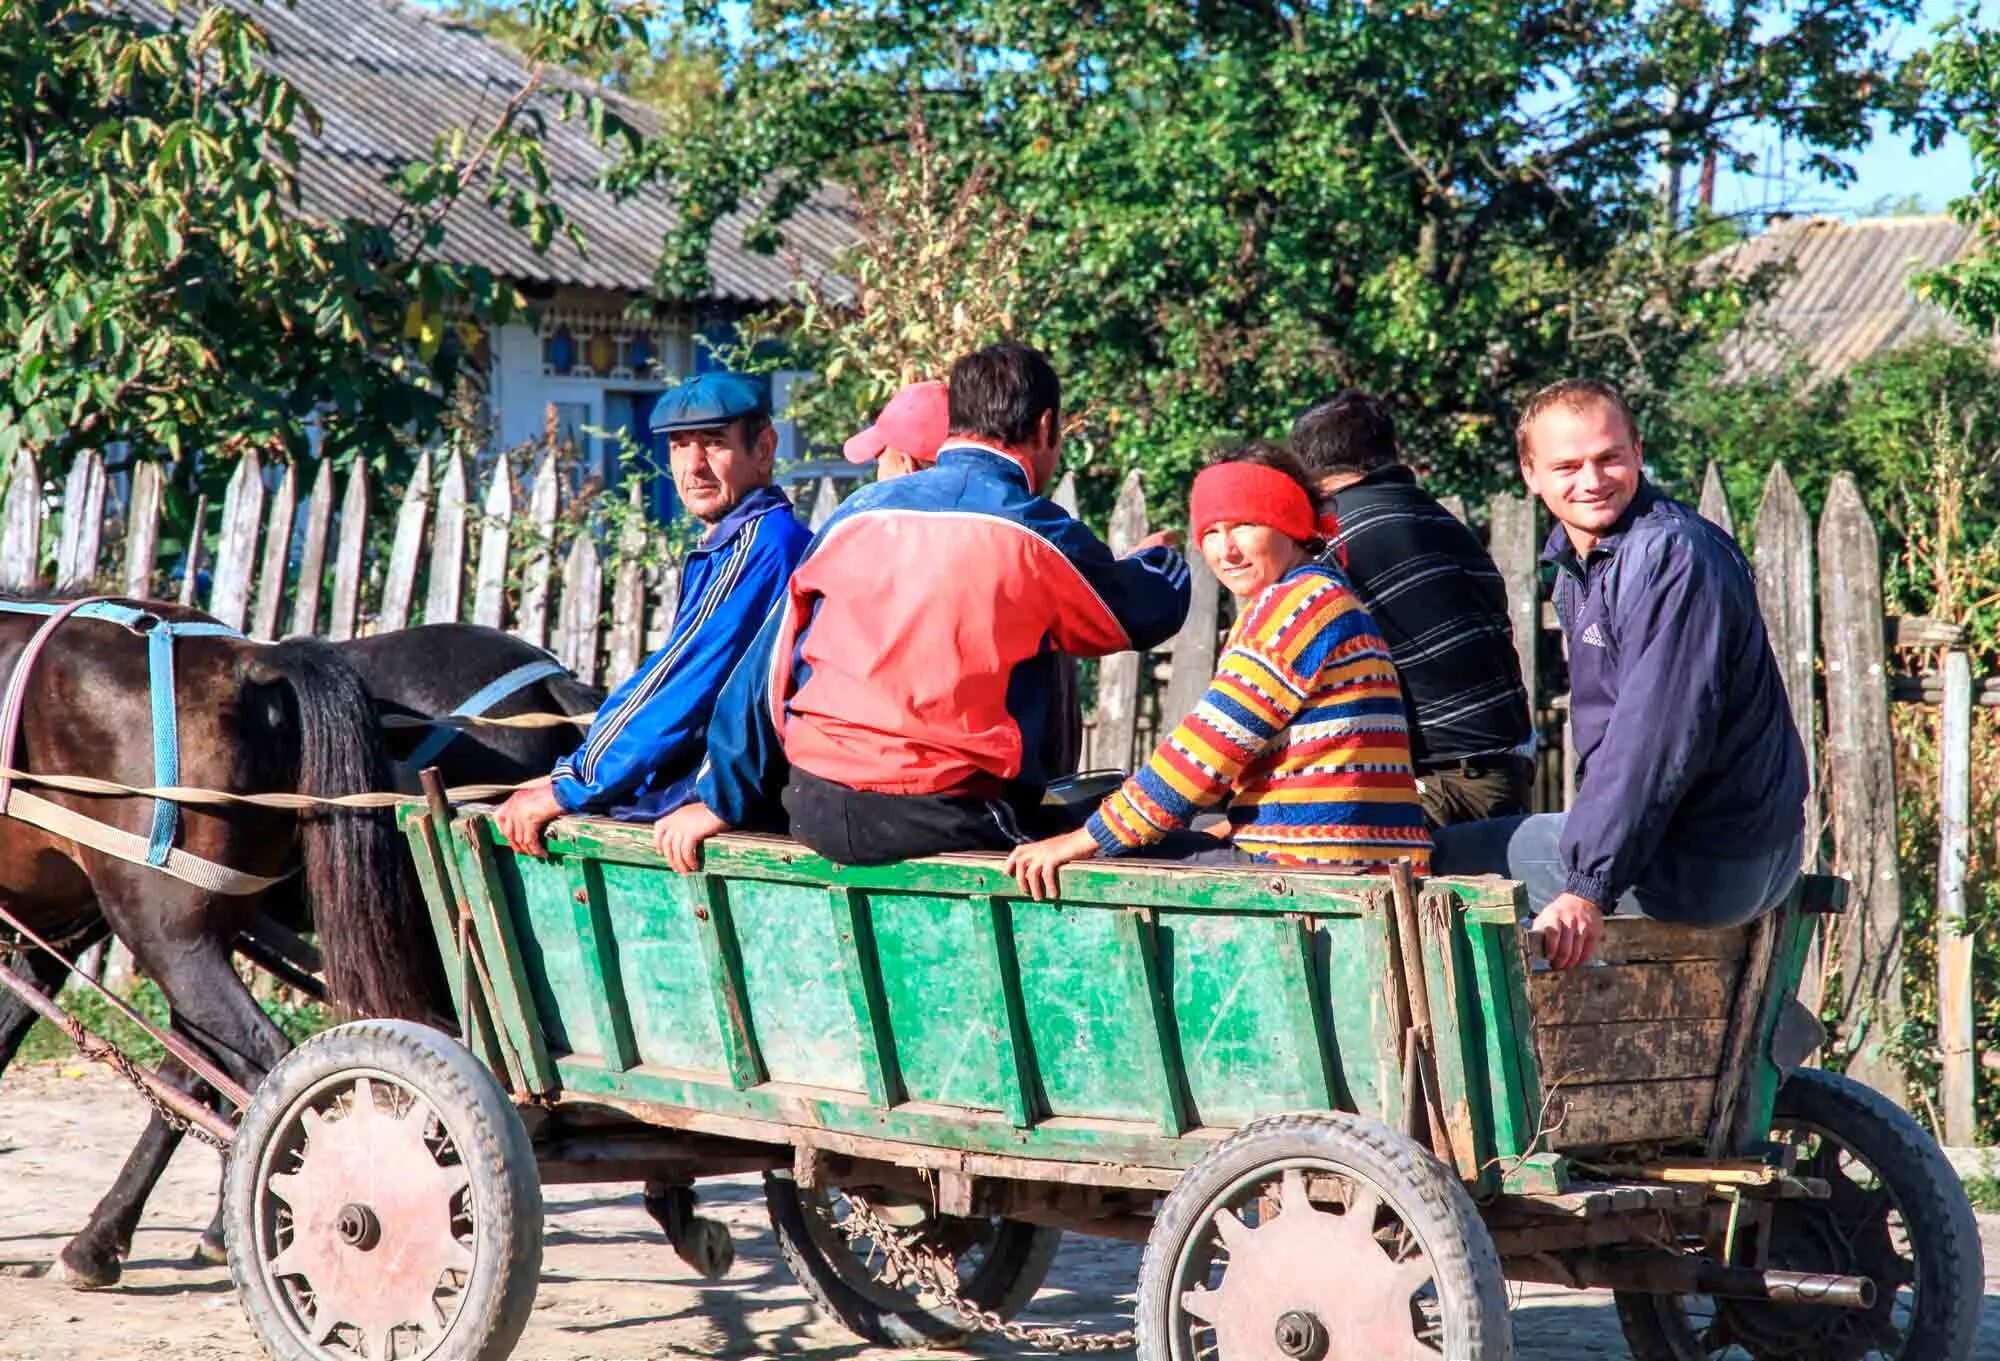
[[1006, 443, 1429, 897]]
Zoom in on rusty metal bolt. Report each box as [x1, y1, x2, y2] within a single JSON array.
[[335, 1203, 381, 1251], [1273, 1310, 1327, 1361]]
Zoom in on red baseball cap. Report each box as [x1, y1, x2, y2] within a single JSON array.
[[842, 380, 950, 465]]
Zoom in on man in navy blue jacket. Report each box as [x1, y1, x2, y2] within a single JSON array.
[[1432, 379, 1807, 967], [493, 372, 812, 857]]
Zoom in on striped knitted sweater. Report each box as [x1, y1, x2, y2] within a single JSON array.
[[1086, 563, 1431, 872]]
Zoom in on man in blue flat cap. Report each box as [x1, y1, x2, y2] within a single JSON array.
[[495, 371, 813, 855]]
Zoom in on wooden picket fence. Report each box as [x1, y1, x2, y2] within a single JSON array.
[[0, 442, 1985, 1140]]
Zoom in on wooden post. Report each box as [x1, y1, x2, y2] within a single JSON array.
[[1436, 493, 1468, 524], [607, 485, 648, 687], [1937, 647, 1975, 1144], [328, 461, 369, 642], [0, 449, 41, 590], [1817, 474, 1904, 1102], [806, 476, 842, 532], [208, 450, 265, 630], [425, 452, 469, 626], [1752, 463, 1822, 1010], [1486, 492, 1540, 719], [54, 449, 107, 591], [1050, 471, 1079, 516], [1696, 462, 1735, 538], [289, 461, 333, 636], [250, 463, 297, 640], [516, 451, 560, 648], [377, 450, 432, 633], [649, 562, 680, 653], [471, 459, 513, 629], [1088, 471, 1148, 772], [124, 461, 164, 600]]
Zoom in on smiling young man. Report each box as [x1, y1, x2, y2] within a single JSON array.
[[1430, 378, 1807, 968], [492, 371, 812, 856]]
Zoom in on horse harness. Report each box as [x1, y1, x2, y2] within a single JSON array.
[[0, 598, 568, 898], [0, 596, 289, 896]]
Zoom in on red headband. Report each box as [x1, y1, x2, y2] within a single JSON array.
[[1190, 462, 1320, 544]]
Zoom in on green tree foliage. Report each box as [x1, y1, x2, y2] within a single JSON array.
[[612, 1, 1945, 505], [442, 1, 719, 134], [0, 0, 646, 474], [1919, 12, 2000, 331]]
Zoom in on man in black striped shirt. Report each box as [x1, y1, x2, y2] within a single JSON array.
[[1292, 391, 1535, 826]]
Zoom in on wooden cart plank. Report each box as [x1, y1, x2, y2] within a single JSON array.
[[1274, 914, 1337, 1112], [1591, 918, 1751, 965], [1536, 1019, 1732, 1086], [687, 874, 765, 1090], [454, 818, 557, 1093], [1528, 961, 1735, 1027], [569, 857, 638, 1073], [1462, 914, 1539, 1160], [969, 894, 1037, 1128], [1549, 1076, 1717, 1149], [829, 886, 903, 1109], [1419, 889, 1493, 1182], [1112, 907, 1190, 1136]]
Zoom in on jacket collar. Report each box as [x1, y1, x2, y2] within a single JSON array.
[[936, 441, 1041, 492], [1539, 478, 1660, 568], [1346, 464, 1418, 492], [701, 483, 793, 550]]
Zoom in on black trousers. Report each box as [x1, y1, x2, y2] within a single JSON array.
[[782, 767, 1041, 866]]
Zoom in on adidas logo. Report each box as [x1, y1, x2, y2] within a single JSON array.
[[1580, 621, 1609, 648]]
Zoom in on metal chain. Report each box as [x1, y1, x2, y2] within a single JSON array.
[[52, 1009, 230, 1151], [834, 1192, 1137, 1353]]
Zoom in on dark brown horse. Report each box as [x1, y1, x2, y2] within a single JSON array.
[[0, 609, 598, 1285]]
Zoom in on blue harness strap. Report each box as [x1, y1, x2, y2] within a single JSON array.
[[0, 599, 242, 866], [404, 657, 570, 773]]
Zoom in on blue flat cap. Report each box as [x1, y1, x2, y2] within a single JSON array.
[[650, 371, 771, 434]]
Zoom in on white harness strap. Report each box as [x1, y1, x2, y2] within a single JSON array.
[[6, 789, 289, 897]]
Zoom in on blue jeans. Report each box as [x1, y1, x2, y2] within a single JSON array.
[[1430, 813, 1803, 927]]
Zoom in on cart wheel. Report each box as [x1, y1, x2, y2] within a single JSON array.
[[763, 1171, 1061, 1346], [225, 1021, 542, 1361], [1137, 1111, 1512, 1361], [1614, 1068, 1982, 1361]]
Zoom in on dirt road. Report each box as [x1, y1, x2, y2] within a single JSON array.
[[2, 1064, 1995, 1360]]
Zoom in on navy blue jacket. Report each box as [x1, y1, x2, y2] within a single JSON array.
[[1545, 482, 1807, 906], [551, 485, 812, 819]]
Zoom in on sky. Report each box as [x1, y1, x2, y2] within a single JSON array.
[[1712, 0, 1976, 220]]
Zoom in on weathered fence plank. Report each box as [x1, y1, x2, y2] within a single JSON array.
[[806, 476, 842, 532], [1051, 472, 1078, 516], [1938, 647, 1975, 1145], [377, 450, 432, 634], [1818, 473, 1904, 1102], [208, 450, 266, 630], [1753, 462, 1823, 1015], [648, 562, 681, 654], [124, 460, 164, 600], [250, 463, 297, 640], [1162, 548, 1222, 727], [1696, 462, 1735, 538], [516, 451, 560, 648], [290, 461, 334, 637], [424, 452, 469, 626], [1087, 471, 1149, 772], [54, 449, 107, 591], [608, 485, 648, 687], [1436, 493, 1468, 524], [471, 460, 513, 630], [555, 534, 603, 680], [328, 462, 369, 642], [179, 494, 208, 608], [0, 450, 40, 590], [1487, 492, 1540, 714]]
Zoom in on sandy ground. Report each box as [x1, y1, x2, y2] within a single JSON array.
[[1, 1064, 1995, 1361]]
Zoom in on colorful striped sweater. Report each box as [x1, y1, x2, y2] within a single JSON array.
[[1086, 563, 1431, 872]]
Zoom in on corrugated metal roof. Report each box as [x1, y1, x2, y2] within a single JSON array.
[[1714, 215, 1982, 383], [126, 0, 854, 302]]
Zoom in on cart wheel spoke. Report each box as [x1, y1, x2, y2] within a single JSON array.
[[306, 1306, 342, 1346], [1278, 1168, 1314, 1218], [1210, 1206, 1255, 1252], [1180, 1286, 1219, 1323]]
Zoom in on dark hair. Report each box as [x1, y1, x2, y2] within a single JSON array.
[[1291, 389, 1399, 478], [1514, 377, 1638, 464], [947, 343, 1061, 447], [1207, 441, 1330, 539]]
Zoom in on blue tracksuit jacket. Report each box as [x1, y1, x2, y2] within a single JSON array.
[[1544, 480, 1808, 905], [551, 485, 812, 819]]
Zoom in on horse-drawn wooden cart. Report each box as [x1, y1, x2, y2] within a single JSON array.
[[212, 800, 1983, 1361]]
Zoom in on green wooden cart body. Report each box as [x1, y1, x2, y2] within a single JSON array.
[[402, 809, 1822, 1197]]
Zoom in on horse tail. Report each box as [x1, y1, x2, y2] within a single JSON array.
[[257, 636, 445, 1023]]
